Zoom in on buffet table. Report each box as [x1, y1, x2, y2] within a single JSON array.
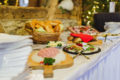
[[31, 32, 120, 80], [1, 32, 120, 80]]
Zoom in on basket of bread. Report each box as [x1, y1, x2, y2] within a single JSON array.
[[25, 20, 64, 43]]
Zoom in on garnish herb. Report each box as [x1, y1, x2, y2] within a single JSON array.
[[46, 46, 50, 48], [44, 58, 55, 65], [57, 43, 62, 47]]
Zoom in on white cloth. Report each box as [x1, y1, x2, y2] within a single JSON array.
[[58, 0, 74, 11], [0, 33, 33, 80], [1, 33, 120, 80], [104, 22, 120, 34], [109, 2, 116, 13], [0, 33, 32, 44], [29, 39, 120, 80], [19, 0, 29, 7], [77, 40, 120, 80]]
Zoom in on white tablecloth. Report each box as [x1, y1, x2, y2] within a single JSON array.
[[31, 35, 120, 80], [77, 40, 120, 80]]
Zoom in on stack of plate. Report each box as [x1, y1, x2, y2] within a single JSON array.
[[0, 33, 33, 80]]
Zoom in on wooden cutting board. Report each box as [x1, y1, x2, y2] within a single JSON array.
[[27, 50, 74, 78], [67, 40, 103, 45], [88, 40, 103, 45]]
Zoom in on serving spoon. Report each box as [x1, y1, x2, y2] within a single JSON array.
[[73, 52, 90, 60]]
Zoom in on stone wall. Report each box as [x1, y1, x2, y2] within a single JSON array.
[[0, 5, 77, 19], [0, 23, 5, 33], [0, 19, 29, 35], [0, 6, 78, 35], [0, 6, 47, 19], [0, 19, 77, 35]]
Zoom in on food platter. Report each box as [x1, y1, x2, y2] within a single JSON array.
[[27, 48, 73, 78], [63, 44, 82, 55], [63, 44, 101, 55], [81, 47, 101, 55], [68, 26, 99, 35]]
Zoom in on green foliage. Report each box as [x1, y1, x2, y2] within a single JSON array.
[[0, 0, 4, 4], [82, 0, 120, 26], [0, 0, 16, 5], [58, 0, 63, 3], [8, 0, 16, 5], [59, 6, 70, 14], [57, 43, 62, 47]]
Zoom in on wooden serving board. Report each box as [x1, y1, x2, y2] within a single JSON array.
[[27, 50, 74, 78], [88, 40, 103, 45], [67, 40, 103, 45]]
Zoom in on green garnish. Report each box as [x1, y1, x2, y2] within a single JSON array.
[[44, 58, 55, 65], [80, 30, 83, 32], [85, 45, 95, 51], [57, 43, 62, 47], [36, 27, 46, 32], [86, 48, 90, 51], [46, 46, 50, 48], [47, 41, 50, 44]]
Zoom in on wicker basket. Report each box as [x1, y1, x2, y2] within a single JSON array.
[[25, 22, 60, 43]]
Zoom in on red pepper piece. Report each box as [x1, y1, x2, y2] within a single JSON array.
[[40, 61, 44, 64], [76, 43, 83, 47], [90, 48, 94, 50]]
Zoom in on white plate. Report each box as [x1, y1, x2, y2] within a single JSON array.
[[0, 46, 32, 55], [0, 55, 4, 68], [1, 60, 27, 68], [3, 46, 32, 58], [0, 39, 33, 49], [0, 67, 26, 79], [97, 36, 120, 41], [5, 56, 28, 63], [2, 53, 32, 68], [0, 46, 32, 68], [0, 68, 24, 75], [0, 77, 13, 80], [0, 33, 32, 44]]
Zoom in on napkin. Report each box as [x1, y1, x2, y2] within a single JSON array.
[[70, 33, 93, 42]]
